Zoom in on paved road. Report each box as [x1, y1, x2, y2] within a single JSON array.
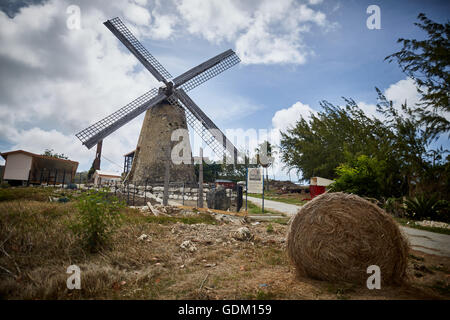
[[247, 196, 450, 257], [246, 196, 301, 215], [399, 226, 450, 257]]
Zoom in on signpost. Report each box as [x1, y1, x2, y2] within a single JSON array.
[[247, 167, 264, 213]]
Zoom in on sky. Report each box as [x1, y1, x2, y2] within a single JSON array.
[[0, 0, 449, 182]]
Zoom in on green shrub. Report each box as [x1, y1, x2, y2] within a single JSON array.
[[404, 194, 440, 221], [266, 223, 274, 233], [0, 182, 10, 188], [69, 188, 124, 252], [329, 155, 388, 199], [435, 199, 450, 223], [384, 197, 406, 217]]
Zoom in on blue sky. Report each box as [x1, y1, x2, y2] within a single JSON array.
[[0, 0, 448, 181]]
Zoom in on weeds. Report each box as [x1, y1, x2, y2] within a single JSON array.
[[69, 189, 124, 252]]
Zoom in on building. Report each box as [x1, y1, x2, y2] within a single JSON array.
[[309, 176, 334, 199], [1, 150, 78, 186], [215, 179, 236, 189], [123, 150, 135, 174], [93, 170, 122, 186]]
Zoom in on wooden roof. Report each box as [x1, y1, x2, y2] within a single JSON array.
[[0, 150, 79, 165]]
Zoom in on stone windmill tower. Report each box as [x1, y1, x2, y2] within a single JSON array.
[[76, 17, 240, 185]]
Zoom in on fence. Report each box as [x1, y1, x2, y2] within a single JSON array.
[[94, 181, 243, 211], [27, 171, 243, 212]]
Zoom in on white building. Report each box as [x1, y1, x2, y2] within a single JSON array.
[[93, 170, 122, 186], [1, 150, 78, 186]]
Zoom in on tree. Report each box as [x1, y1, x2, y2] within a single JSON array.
[[375, 88, 436, 196], [385, 13, 450, 137], [42, 148, 68, 160], [279, 93, 442, 198], [280, 99, 392, 180]]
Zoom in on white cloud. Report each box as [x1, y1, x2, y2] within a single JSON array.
[[357, 101, 378, 119], [384, 78, 421, 109], [175, 0, 332, 64], [357, 78, 421, 121], [0, 0, 159, 171], [272, 101, 316, 131], [123, 3, 151, 26], [176, 0, 249, 43], [147, 12, 177, 39]]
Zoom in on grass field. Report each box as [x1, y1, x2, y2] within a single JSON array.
[[247, 192, 307, 206], [0, 187, 449, 300]]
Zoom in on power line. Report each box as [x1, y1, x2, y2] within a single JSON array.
[[101, 154, 123, 171]]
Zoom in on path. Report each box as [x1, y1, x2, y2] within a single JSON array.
[[246, 196, 301, 215], [247, 196, 450, 257], [399, 226, 450, 257]]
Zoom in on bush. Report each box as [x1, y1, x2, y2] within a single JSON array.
[[435, 199, 450, 223], [66, 183, 77, 190], [384, 197, 406, 218], [0, 182, 10, 188], [404, 194, 439, 221], [329, 155, 388, 199], [69, 188, 124, 252]]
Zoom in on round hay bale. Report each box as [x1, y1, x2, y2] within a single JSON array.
[[286, 192, 409, 284]]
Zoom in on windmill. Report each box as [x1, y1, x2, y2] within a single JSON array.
[[75, 17, 240, 185]]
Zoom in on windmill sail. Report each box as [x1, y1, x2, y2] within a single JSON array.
[[173, 49, 240, 92], [76, 17, 241, 162], [76, 88, 165, 149], [104, 17, 172, 83], [170, 90, 238, 161]]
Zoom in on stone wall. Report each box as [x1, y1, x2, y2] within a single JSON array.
[[127, 102, 196, 185], [94, 182, 238, 208]]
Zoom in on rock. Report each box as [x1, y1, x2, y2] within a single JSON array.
[[180, 240, 197, 252], [138, 234, 150, 241], [205, 263, 216, 268], [206, 187, 231, 211], [233, 227, 253, 241], [415, 220, 450, 229], [147, 201, 162, 216]]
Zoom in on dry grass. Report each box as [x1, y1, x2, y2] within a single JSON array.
[[0, 190, 449, 300]]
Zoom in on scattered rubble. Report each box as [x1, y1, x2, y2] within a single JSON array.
[[415, 220, 450, 229], [233, 227, 253, 241], [180, 240, 197, 252], [137, 234, 151, 242]]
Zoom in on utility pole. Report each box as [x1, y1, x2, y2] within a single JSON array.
[[163, 146, 170, 206], [198, 147, 204, 208]]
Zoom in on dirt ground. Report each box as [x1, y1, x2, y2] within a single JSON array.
[[0, 197, 449, 300]]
